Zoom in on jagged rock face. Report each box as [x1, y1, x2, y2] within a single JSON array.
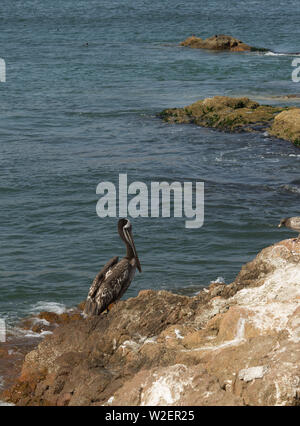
[[180, 34, 266, 52], [2, 240, 300, 406]]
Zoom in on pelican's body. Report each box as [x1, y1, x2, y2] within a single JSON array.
[[278, 217, 300, 241], [84, 218, 141, 316]]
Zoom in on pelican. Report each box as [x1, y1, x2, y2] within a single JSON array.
[[278, 217, 300, 241], [84, 218, 142, 316]]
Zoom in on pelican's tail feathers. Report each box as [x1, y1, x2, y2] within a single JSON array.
[[83, 298, 103, 316]]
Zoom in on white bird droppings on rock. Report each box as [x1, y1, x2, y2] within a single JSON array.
[[238, 366, 268, 382], [174, 329, 184, 339], [141, 365, 193, 406]]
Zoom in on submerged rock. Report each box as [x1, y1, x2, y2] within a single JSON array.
[[2, 239, 300, 406], [180, 34, 267, 52], [159, 95, 300, 147]]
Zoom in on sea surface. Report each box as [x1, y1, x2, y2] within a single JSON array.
[[1, 0, 300, 325]]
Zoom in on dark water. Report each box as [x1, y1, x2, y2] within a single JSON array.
[[1, 0, 300, 323]]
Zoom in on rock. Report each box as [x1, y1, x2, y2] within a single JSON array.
[[0, 304, 84, 397], [2, 239, 300, 406], [20, 306, 83, 334], [269, 108, 300, 147], [159, 96, 284, 133], [159, 95, 300, 147], [180, 34, 267, 52]]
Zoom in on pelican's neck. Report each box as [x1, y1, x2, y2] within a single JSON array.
[[125, 240, 134, 260]]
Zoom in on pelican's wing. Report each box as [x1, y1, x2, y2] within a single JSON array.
[[91, 259, 131, 315], [84, 256, 119, 315]]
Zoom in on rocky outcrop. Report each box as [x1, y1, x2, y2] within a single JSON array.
[[0, 305, 84, 397], [2, 239, 300, 406], [269, 109, 300, 147], [159, 96, 284, 132], [180, 35, 267, 52], [159, 95, 300, 147]]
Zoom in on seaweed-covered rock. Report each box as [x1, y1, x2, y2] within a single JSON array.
[[159, 96, 284, 132], [159, 95, 300, 147]]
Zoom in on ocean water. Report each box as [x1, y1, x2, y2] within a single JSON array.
[[1, 0, 300, 324]]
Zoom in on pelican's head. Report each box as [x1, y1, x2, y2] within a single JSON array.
[[278, 218, 288, 228], [118, 218, 142, 273]]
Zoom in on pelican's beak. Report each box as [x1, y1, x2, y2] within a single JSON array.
[[124, 227, 142, 273], [278, 223, 282, 228]]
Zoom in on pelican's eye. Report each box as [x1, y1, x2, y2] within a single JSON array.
[[124, 219, 131, 229]]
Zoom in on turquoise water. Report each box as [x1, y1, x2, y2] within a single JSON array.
[[1, 0, 300, 323]]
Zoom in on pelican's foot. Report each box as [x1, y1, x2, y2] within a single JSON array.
[[103, 303, 116, 315], [108, 302, 115, 311]]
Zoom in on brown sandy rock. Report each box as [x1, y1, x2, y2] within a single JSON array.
[[180, 34, 267, 52], [269, 108, 300, 147], [2, 239, 300, 406]]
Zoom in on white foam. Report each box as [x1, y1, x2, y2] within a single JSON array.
[[30, 302, 68, 315], [9, 324, 53, 340], [23, 330, 53, 339], [264, 51, 300, 57], [31, 317, 50, 327], [210, 276, 225, 284]]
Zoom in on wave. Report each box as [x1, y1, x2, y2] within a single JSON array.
[[22, 330, 53, 339], [210, 276, 225, 284], [264, 51, 300, 57], [5, 324, 53, 341], [29, 301, 68, 315]]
